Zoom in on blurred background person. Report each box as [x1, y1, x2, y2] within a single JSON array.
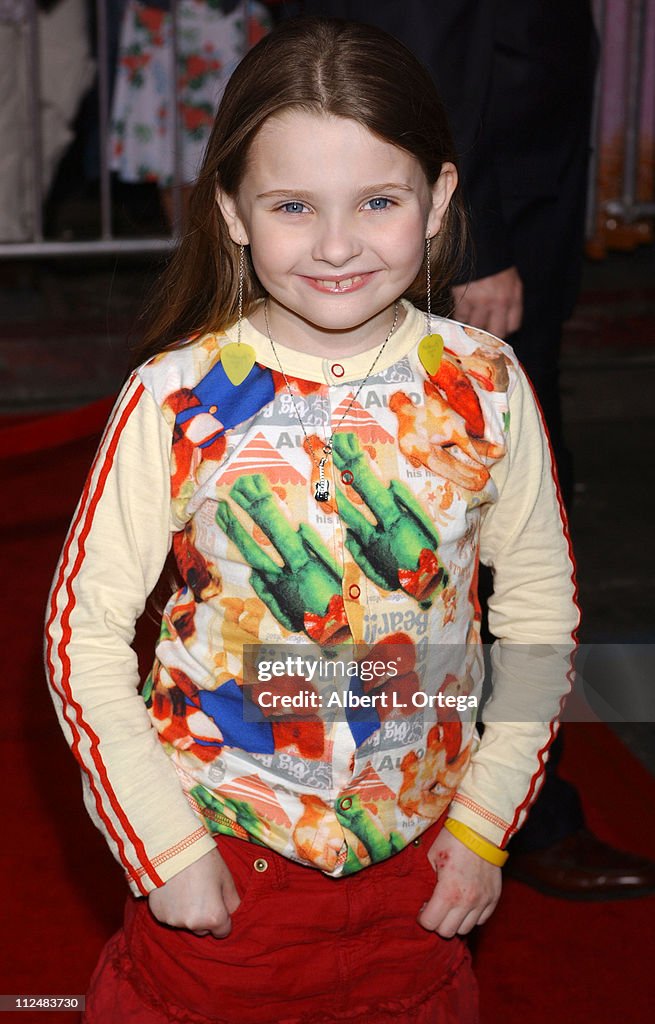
[[0, 0, 95, 241], [109, 0, 272, 227]]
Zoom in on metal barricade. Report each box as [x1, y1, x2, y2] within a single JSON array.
[[587, 0, 655, 238], [0, 0, 254, 257], [604, 0, 655, 223]]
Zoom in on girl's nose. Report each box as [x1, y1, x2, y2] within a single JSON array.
[[311, 216, 363, 267]]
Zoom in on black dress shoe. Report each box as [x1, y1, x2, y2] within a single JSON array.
[[505, 829, 655, 900]]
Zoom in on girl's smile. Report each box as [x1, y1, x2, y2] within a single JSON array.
[[301, 272, 374, 294], [218, 110, 456, 357]]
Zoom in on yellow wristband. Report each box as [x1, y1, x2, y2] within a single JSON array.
[[443, 818, 509, 867]]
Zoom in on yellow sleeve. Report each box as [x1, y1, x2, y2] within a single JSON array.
[[449, 364, 579, 847], [44, 374, 216, 895]]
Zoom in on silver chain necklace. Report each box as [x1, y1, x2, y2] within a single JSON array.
[[264, 300, 399, 502]]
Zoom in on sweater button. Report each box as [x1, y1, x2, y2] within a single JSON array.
[[340, 796, 353, 811], [348, 584, 361, 600], [341, 470, 354, 485], [331, 363, 345, 378], [209, 405, 218, 414], [253, 858, 269, 873]]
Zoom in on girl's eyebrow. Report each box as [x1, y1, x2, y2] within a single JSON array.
[[256, 189, 315, 200], [355, 182, 415, 196], [256, 183, 415, 200]]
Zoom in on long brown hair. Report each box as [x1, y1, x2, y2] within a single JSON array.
[[132, 17, 466, 368]]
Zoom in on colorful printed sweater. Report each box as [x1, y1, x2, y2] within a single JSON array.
[[45, 301, 578, 896]]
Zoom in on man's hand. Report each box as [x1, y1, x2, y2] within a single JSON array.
[[148, 847, 240, 938], [417, 828, 502, 938], [452, 266, 523, 339]]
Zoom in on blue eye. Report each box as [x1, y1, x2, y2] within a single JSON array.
[[365, 197, 392, 211], [280, 201, 307, 214]]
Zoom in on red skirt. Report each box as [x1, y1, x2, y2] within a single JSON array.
[[83, 820, 478, 1024]]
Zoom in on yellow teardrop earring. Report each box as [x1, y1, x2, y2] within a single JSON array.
[[221, 240, 257, 386], [417, 234, 444, 377]]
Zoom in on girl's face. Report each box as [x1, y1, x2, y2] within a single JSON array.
[[219, 109, 457, 356]]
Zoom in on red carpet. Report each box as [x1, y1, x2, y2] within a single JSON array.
[[1, 401, 654, 1023]]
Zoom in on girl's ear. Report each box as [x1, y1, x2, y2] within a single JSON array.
[[216, 188, 249, 245], [426, 162, 458, 238]]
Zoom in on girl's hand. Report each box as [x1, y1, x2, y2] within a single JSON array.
[[148, 847, 240, 938], [417, 828, 502, 938]]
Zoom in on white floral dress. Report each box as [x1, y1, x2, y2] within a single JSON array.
[[110, 0, 272, 185]]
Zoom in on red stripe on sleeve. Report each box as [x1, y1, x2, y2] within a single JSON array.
[[45, 380, 162, 893], [502, 366, 580, 846]]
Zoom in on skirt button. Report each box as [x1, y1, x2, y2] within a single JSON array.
[[253, 858, 269, 872]]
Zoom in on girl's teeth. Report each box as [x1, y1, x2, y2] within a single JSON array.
[[317, 276, 360, 290]]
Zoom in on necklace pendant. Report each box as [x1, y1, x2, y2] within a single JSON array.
[[315, 478, 330, 502], [315, 454, 330, 502]]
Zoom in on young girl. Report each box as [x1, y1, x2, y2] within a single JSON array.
[[45, 17, 578, 1024]]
